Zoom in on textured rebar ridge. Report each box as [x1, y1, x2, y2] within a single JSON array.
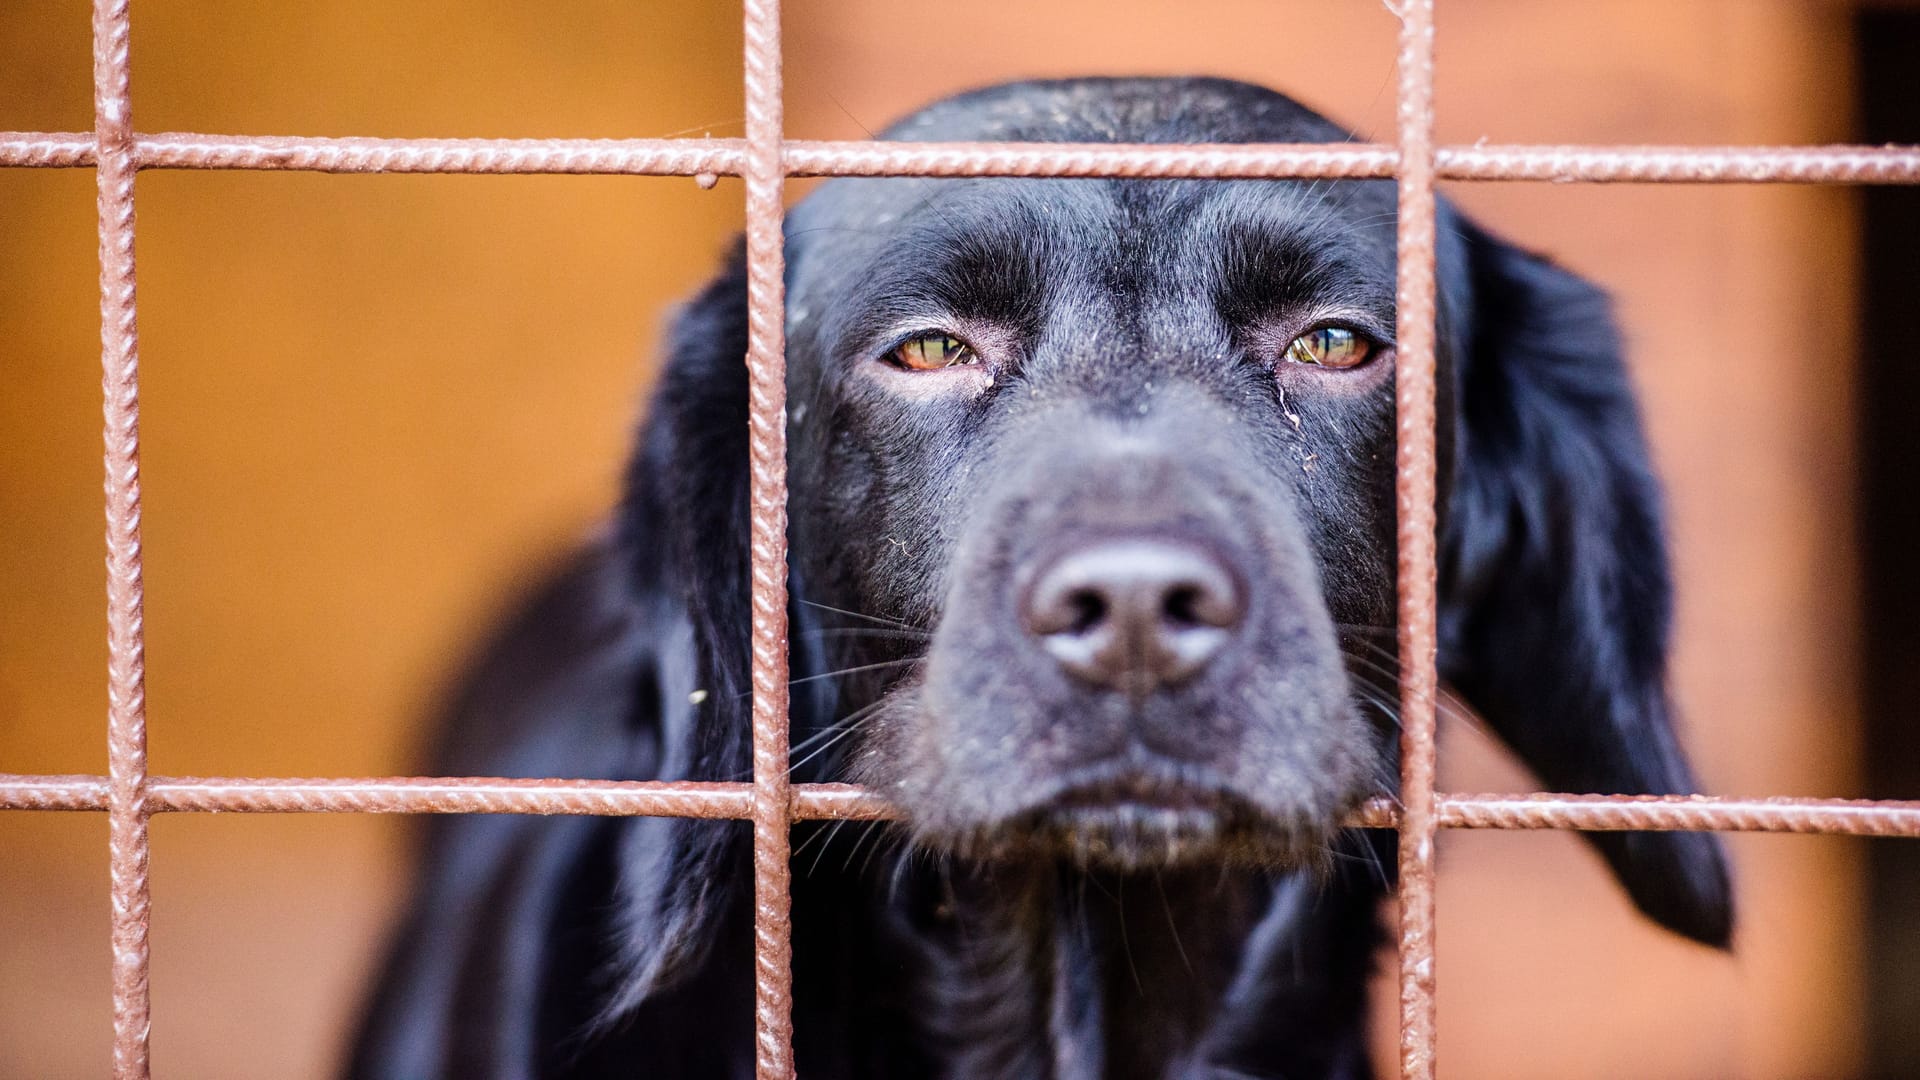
[[10, 777, 1920, 837], [1439, 143, 1920, 183], [152, 777, 755, 817], [1392, 2, 1443, 1077], [9, 132, 1920, 184], [91, 0, 151, 1075], [741, 0, 796, 1076], [0, 775, 113, 811], [782, 140, 1398, 178], [1438, 793, 1920, 835], [138, 133, 741, 174]]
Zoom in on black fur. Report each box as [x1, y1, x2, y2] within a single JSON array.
[[348, 77, 1731, 1080]]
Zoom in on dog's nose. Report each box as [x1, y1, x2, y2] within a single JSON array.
[[1023, 537, 1245, 694]]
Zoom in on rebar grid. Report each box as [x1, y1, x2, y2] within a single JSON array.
[[2, 2, 1918, 1079]]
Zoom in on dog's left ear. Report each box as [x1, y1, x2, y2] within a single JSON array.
[[1438, 219, 1734, 948], [606, 241, 758, 1010]]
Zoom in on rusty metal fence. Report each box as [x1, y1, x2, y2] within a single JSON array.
[[4, 1, 1920, 1077]]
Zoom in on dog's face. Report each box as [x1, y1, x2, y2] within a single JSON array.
[[640, 78, 1729, 954], [786, 96, 1400, 870]]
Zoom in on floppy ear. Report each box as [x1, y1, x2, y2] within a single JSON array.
[[1438, 221, 1734, 948], [607, 236, 846, 1012], [348, 247, 766, 1075], [606, 240, 758, 1008]]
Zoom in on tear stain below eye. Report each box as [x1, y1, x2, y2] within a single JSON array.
[[1278, 385, 1303, 431]]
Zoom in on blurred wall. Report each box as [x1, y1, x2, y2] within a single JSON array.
[[0, 1, 1866, 1077]]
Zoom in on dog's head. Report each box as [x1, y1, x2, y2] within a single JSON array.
[[786, 83, 1399, 872], [623, 77, 1730, 992]]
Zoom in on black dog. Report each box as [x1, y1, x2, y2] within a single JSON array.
[[349, 77, 1732, 1080]]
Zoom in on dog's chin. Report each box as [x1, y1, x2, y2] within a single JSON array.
[[922, 772, 1337, 873]]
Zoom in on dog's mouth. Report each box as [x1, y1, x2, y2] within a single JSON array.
[[937, 760, 1330, 872], [1051, 771, 1224, 812]]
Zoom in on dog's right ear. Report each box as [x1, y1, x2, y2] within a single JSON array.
[[606, 240, 756, 1011], [1438, 220, 1733, 948]]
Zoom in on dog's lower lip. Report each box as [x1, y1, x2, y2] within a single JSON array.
[[1050, 775, 1223, 813]]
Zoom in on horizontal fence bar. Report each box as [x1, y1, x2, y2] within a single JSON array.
[[1438, 792, 1920, 836], [784, 140, 1393, 178], [159, 777, 760, 817], [1444, 143, 1920, 184], [4, 133, 1920, 184], [2, 774, 1915, 835], [0, 774, 110, 811], [0, 132, 738, 175], [0, 776, 887, 819], [801, 140, 1920, 187]]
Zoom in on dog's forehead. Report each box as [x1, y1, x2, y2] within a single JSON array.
[[784, 175, 1400, 361], [786, 75, 1370, 249], [875, 76, 1355, 145], [783, 78, 1404, 345]]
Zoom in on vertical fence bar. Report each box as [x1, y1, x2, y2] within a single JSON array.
[[1392, 0, 1442, 1077], [741, 0, 795, 1077], [92, 0, 153, 1076]]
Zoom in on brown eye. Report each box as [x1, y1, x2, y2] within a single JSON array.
[[1283, 327, 1375, 369], [890, 334, 977, 371]]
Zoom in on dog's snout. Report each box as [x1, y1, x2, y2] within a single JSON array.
[[1023, 538, 1244, 694]]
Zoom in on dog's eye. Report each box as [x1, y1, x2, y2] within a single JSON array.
[[890, 334, 977, 371], [1282, 327, 1375, 369]]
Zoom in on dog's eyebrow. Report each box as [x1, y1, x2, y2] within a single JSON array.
[[835, 190, 1072, 352], [1209, 209, 1398, 332]]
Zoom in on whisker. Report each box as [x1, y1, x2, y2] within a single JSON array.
[[795, 817, 853, 874], [786, 706, 883, 777], [848, 819, 899, 877], [799, 599, 927, 632], [717, 696, 887, 782], [788, 657, 919, 686], [1338, 650, 1406, 695], [783, 715, 863, 767], [799, 626, 932, 641], [1347, 683, 1405, 733], [1340, 635, 1406, 666], [1343, 658, 1481, 736], [1334, 829, 1393, 889], [732, 657, 921, 700], [1154, 872, 1195, 977], [1338, 638, 1484, 730], [885, 840, 925, 908]]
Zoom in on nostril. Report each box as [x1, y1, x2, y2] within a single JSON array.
[[1162, 584, 1203, 628], [1163, 574, 1243, 632], [1065, 589, 1108, 635]]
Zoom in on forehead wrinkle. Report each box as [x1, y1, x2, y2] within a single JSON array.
[[1193, 182, 1399, 331], [826, 180, 1106, 355]]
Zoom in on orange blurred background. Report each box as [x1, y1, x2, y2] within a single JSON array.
[[0, 1, 1886, 1076]]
